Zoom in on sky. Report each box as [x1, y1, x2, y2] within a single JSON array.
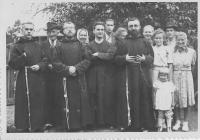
[[1, 1, 52, 30]]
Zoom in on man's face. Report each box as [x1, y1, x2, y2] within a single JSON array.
[[22, 23, 34, 38], [143, 27, 154, 40], [63, 23, 76, 37], [48, 29, 60, 41], [105, 20, 114, 34], [166, 28, 175, 39], [93, 25, 105, 39], [128, 20, 141, 32]]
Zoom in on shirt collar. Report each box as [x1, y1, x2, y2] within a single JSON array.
[[49, 39, 57, 47], [95, 38, 104, 44]]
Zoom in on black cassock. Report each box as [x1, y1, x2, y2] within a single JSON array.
[[53, 38, 92, 130], [9, 38, 47, 131], [117, 34, 155, 130], [113, 38, 129, 129], [86, 40, 117, 127]]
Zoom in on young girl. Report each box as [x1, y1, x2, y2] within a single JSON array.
[[152, 28, 173, 83], [151, 28, 173, 130], [172, 32, 196, 131], [153, 68, 176, 132]]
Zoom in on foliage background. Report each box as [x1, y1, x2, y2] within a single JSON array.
[[44, 3, 197, 33], [7, 2, 197, 43]]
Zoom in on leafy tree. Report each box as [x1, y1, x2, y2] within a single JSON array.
[[35, 2, 198, 36], [6, 19, 22, 44]]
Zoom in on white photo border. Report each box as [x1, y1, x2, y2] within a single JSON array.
[[0, 0, 199, 139]]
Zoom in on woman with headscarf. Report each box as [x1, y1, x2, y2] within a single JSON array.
[[77, 28, 89, 47]]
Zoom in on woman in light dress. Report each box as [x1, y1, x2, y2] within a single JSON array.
[[172, 32, 196, 132]]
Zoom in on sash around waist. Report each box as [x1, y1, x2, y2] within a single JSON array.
[[173, 66, 191, 71]]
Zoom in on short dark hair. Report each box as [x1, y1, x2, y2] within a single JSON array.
[[93, 21, 105, 30], [22, 22, 34, 28], [63, 21, 75, 28], [105, 19, 114, 24]]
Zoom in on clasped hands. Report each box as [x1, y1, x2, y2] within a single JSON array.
[[92, 52, 99, 57], [23, 52, 40, 71], [69, 66, 76, 76], [125, 54, 145, 63], [30, 65, 40, 71]]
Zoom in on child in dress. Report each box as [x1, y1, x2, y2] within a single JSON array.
[[153, 68, 176, 132], [151, 28, 173, 129]]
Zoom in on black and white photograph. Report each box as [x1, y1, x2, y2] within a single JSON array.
[[2, 0, 199, 139]]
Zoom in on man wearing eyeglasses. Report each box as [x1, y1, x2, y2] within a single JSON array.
[[52, 21, 92, 131], [8, 22, 48, 132], [122, 17, 155, 132]]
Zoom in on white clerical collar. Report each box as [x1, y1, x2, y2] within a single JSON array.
[[95, 38, 104, 44], [49, 39, 57, 47]]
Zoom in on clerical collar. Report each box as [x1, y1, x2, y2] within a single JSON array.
[[95, 38, 104, 44], [49, 39, 57, 47]]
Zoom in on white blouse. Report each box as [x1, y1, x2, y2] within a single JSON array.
[[153, 45, 172, 67]]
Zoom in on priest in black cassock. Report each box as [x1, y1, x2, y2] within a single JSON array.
[[124, 17, 155, 131], [86, 21, 117, 129], [9, 22, 47, 132], [52, 21, 92, 131]]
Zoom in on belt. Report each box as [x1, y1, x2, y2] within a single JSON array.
[[153, 65, 168, 68], [173, 66, 191, 71]]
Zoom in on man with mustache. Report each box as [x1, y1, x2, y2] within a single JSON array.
[[52, 21, 92, 131], [124, 17, 155, 131]]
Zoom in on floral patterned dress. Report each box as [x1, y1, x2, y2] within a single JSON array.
[[172, 47, 196, 108]]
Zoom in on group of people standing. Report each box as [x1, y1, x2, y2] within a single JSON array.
[[8, 17, 197, 133]]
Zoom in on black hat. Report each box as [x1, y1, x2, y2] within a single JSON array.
[[165, 19, 178, 30], [46, 22, 61, 31]]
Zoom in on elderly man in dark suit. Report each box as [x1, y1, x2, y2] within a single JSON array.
[[41, 22, 66, 132]]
